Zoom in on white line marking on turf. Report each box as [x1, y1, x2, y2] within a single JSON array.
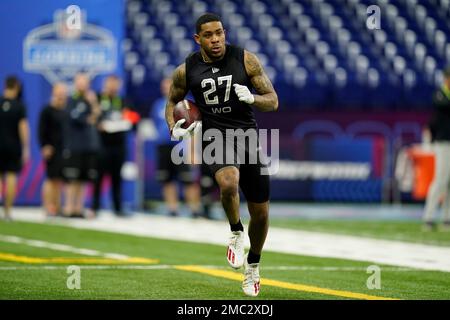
[[0, 234, 130, 260], [0, 265, 173, 271], [8, 208, 450, 272], [0, 265, 422, 272]]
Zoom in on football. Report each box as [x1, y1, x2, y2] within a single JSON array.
[[173, 99, 201, 128]]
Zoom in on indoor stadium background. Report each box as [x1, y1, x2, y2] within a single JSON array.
[[1, 0, 450, 301], [0, 0, 447, 208]]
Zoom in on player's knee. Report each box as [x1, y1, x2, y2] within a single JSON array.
[[253, 209, 269, 224], [220, 181, 238, 198], [216, 168, 239, 198], [218, 176, 239, 198], [249, 203, 269, 223]]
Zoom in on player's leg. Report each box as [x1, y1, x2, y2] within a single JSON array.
[[4, 172, 18, 220], [215, 166, 240, 224], [247, 201, 269, 258], [214, 166, 245, 268], [239, 159, 270, 296]]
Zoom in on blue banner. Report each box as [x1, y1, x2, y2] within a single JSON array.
[[0, 0, 124, 205]]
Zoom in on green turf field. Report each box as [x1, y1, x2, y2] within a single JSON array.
[[0, 220, 449, 300], [267, 219, 450, 246]]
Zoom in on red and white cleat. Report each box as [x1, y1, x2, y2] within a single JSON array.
[[226, 231, 245, 269], [242, 255, 260, 297]]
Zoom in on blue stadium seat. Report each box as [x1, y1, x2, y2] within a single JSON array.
[[125, 0, 450, 110]]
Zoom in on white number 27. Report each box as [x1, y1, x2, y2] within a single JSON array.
[[201, 75, 232, 105]]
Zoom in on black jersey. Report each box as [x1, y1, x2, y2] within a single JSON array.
[[0, 97, 27, 154], [185, 45, 257, 133]]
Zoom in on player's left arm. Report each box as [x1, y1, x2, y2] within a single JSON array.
[[243, 50, 279, 112]]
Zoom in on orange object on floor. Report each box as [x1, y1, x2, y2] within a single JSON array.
[[408, 147, 435, 200]]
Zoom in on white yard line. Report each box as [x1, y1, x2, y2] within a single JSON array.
[[0, 265, 419, 272], [0, 234, 130, 260], [7, 208, 450, 272]]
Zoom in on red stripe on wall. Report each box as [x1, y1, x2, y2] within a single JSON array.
[[26, 161, 45, 200]]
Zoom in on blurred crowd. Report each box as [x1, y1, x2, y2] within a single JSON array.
[[0, 73, 216, 220]]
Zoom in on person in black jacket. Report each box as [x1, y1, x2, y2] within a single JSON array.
[[62, 73, 101, 218], [423, 66, 450, 231], [90, 75, 129, 217], [38, 83, 67, 216], [0, 76, 30, 220]]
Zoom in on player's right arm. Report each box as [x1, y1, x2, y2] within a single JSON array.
[[165, 63, 188, 133]]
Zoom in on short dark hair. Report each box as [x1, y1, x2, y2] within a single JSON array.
[[4, 75, 20, 90], [195, 13, 222, 34], [444, 66, 450, 78]]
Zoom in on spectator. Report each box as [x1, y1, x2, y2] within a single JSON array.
[[38, 82, 68, 216], [91, 75, 130, 217], [151, 78, 201, 218], [423, 66, 450, 231], [62, 73, 101, 218], [0, 76, 30, 220]]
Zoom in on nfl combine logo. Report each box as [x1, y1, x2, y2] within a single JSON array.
[[23, 7, 116, 86]]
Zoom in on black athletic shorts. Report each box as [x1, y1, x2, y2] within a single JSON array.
[[202, 131, 270, 203], [62, 150, 98, 182], [156, 144, 196, 184], [45, 150, 63, 179], [0, 149, 22, 173]]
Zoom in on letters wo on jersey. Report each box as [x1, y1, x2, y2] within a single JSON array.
[[23, 8, 116, 85]]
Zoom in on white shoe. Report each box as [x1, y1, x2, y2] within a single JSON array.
[[227, 231, 245, 269], [242, 255, 260, 297]]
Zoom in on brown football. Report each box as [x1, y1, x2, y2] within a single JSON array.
[[173, 99, 201, 128]]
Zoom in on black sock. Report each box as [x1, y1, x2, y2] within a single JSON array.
[[247, 250, 261, 264], [230, 219, 244, 232]]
